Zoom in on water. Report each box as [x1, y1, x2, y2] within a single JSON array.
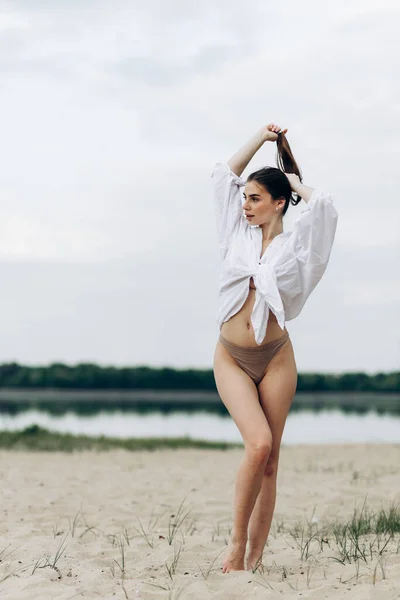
[[0, 408, 399, 444]]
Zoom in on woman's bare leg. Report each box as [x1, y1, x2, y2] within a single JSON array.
[[213, 341, 273, 573], [246, 338, 298, 570]]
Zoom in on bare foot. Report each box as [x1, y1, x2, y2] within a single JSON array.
[[246, 549, 263, 572], [221, 537, 246, 573]]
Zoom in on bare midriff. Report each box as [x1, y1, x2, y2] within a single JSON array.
[[220, 277, 288, 347]]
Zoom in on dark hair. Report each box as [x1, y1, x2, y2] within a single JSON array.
[[246, 132, 303, 217]]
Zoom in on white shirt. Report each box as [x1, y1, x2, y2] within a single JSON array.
[[211, 161, 339, 344]]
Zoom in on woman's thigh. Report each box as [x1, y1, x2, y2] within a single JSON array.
[[213, 341, 271, 446], [257, 337, 298, 455]]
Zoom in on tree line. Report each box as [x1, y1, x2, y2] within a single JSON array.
[[0, 363, 398, 392]]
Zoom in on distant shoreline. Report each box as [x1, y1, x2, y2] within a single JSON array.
[[0, 425, 241, 451], [0, 365, 398, 393]]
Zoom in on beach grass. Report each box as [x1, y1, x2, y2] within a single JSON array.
[[0, 424, 242, 452], [285, 498, 400, 567]]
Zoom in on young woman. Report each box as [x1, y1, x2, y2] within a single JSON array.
[[212, 123, 339, 573]]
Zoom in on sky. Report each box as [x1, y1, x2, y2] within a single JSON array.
[[0, 0, 399, 373]]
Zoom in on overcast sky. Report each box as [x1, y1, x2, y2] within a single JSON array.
[[0, 0, 399, 373]]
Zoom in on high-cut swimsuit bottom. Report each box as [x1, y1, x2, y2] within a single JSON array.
[[219, 328, 290, 385]]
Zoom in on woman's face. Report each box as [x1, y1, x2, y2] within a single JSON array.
[[242, 180, 283, 225]]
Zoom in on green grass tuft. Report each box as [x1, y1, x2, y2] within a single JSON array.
[[0, 425, 242, 452]]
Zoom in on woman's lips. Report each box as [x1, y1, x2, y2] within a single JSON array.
[[246, 214, 254, 219]]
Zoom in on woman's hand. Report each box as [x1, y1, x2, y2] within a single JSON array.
[[285, 172, 302, 193], [262, 122, 288, 142]]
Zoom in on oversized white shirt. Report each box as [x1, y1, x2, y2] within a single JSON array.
[[211, 161, 339, 344]]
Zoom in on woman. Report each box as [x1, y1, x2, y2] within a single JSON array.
[[212, 123, 339, 573]]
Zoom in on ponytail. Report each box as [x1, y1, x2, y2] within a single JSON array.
[[276, 132, 303, 206]]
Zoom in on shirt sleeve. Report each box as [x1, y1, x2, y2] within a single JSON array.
[[211, 161, 247, 259], [279, 189, 339, 320]]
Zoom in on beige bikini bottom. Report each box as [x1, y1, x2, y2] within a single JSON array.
[[219, 329, 289, 385]]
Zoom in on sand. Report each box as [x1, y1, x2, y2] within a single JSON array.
[[0, 444, 399, 600]]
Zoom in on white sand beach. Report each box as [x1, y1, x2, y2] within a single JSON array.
[[0, 444, 399, 599]]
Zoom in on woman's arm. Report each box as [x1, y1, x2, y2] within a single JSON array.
[[227, 123, 287, 177], [285, 173, 315, 204], [293, 182, 315, 204]]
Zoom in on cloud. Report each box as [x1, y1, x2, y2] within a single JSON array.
[[0, 0, 399, 369], [110, 44, 249, 86]]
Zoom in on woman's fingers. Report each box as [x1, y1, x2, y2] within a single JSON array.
[[267, 123, 288, 134]]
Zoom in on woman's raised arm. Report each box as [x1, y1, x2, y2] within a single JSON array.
[[285, 173, 315, 204], [227, 123, 288, 176]]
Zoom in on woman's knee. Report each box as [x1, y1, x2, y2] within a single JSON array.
[[245, 436, 272, 465]]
